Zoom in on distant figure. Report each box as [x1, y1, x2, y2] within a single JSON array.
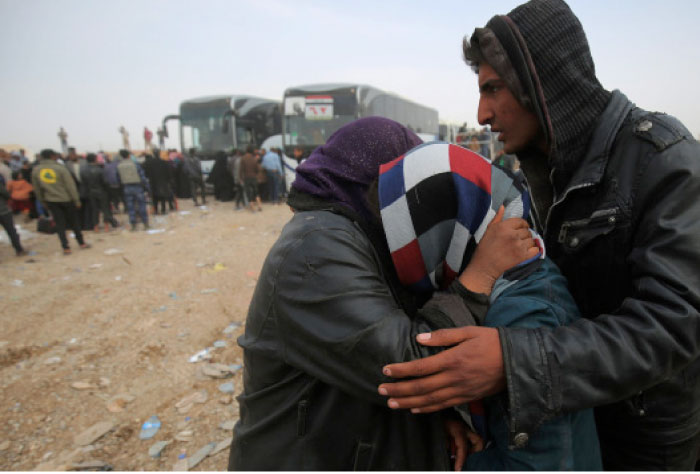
[[0, 149, 11, 185], [183, 148, 206, 206], [31, 149, 90, 254], [239, 145, 262, 212], [261, 148, 283, 203], [144, 127, 153, 151], [0, 175, 26, 257], [7, 171, 34, 219], [118, 126, 130, 150], [81, 153, 119, 232], [58, 127, 68, 154], [157, 127, 166, 149], [116, 149, 150, 231], [468, 135, 481, 153]]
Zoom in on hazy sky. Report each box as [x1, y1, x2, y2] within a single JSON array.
[[2, 0, 699, 155]]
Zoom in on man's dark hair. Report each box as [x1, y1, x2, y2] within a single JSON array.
[[119, 149, 129, 158], [246, 145, 255, 154], [40, 149, 56, 160], [86, 153, 96, 163]]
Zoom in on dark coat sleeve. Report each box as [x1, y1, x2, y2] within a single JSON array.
[[264, 217, 484, 406]]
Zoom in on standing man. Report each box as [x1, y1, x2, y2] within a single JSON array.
[[378, 0, 700, 470], [0, 149, 11, 185], [261, 147, 283, 204], [31, 149, 90, 254], [0, 175, 27, 257], [117, 149, 150, 231], [183, 149, 206, 207], [118, 126, 130, 150], [239, 145, 262, 212], [57, 127, 68, 154], [144, 127, 153, 151], [156, 127, 166, 149]]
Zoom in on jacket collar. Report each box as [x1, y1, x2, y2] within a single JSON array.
[[563, 90, 635, 191]]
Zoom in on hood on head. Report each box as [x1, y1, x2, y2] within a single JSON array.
[[464, 0, 610, 178]]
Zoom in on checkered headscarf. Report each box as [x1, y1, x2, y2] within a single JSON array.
[[379, 142, 544, 293]]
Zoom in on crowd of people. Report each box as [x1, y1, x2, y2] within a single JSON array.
[[0, 144, 289, 259]]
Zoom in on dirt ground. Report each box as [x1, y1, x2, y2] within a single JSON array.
[[0, 199, 293, 471]]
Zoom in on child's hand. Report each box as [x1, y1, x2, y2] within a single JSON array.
[[458, 206, 538, 294], [444, 417, 484, 471]]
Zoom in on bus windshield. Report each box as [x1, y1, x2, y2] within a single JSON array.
[[180, 105, 233, 153], [282, 92, 358, 148]]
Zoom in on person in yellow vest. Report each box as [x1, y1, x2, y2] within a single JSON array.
[[31, 149, 91, 255], [116, 149, 150, 231]]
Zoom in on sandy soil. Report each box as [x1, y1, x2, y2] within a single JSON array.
[[0, 200, 292, 471]]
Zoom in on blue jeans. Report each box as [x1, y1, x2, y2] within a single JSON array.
[[123, 185, 148, 226]]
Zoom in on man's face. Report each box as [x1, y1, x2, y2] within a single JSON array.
[[477, 63, 544, 154]]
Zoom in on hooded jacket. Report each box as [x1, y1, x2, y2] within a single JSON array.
[[465, 0, 700, 450]]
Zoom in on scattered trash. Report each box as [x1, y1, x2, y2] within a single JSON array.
[[106, 393, 135, 413], [103, 248, 123, 256], [114, 276, 122, 281], [172, 457, 189, 471], [195, 263, 206, 268], [169, 292, 178, 299], [219, 420, 235, 431], [74, 421, 115, 446], [152, 305, 168, 313], [238, 227, 245, 230], [222, 323, 241, 335], [178, 453, 186, 460], [218, 382, 235, 394], [174, 430, 193, 442], [200, 288, 218, 294], [71, 381, 96, 390], [148, 440, 171, 459], [121, 256, 131, 265], [207, 263, 226, 273], [139, 416, 161, 440], [68, 338, 78, 344], [213, 340, 227, 348], [188, 442, 216, 469], [71, 460, 113, 471], [146, 229, 166, 235], [179, 211, 191, 216], [160, 322, 172, 329], [44, 356, 62, 365], [11, 279, 24, 287], [188, 348, 211, 363], [99, 377, 110, 387], [175, 390, 208, 414], [88, 264, 103, 270], [201, 363, 236, 379], [210, 437, 233, 456]]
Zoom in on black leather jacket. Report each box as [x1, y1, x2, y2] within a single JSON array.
[[502, 91, 700, 446], [230, 208, 485, 470]]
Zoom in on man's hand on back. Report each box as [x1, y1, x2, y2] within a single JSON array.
[[378, 326, 506, 413]]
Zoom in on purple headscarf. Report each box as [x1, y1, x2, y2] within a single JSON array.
[[291, 117, 422, 222]]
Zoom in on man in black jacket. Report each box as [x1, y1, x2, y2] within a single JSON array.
[[378, 0, 700, 469]]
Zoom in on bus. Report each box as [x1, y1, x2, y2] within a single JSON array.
[[281, 83, 439, 158]]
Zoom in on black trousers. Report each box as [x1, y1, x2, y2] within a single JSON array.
[[599, 424, 700, 470], [46, 202, 85, 249], [0, 212, 23, 253], [88, 193, 118, 227], [190, 178, 206, 205]]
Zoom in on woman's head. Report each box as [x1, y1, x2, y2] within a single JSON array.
[[292, 117, 422, 222]]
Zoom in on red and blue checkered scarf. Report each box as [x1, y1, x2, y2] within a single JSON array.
[[379, 142, 544, 293]]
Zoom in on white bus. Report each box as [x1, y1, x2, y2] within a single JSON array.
[[281, 83, 439, 159]]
